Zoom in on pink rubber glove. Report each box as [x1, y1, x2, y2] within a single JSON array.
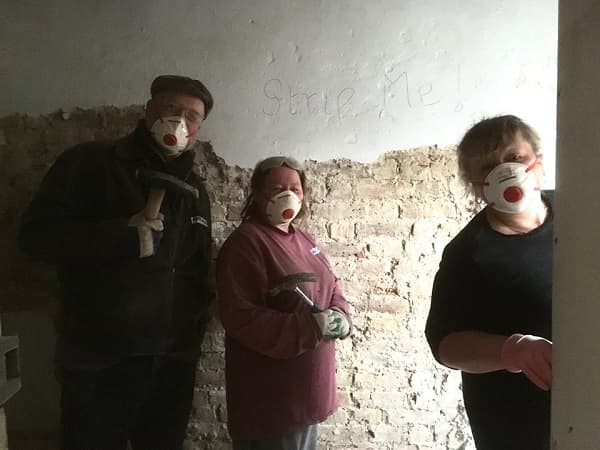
[[500, 333, 552, 391]]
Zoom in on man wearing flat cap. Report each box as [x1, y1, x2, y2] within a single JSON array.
[[19, 75, 215, 450]]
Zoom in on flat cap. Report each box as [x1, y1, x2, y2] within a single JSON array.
[[151, 75, 214, 117]]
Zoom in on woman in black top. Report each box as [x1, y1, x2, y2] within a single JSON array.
[[425, 115, 552, 450]]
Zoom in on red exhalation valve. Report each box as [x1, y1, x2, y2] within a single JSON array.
[[503, 186, 524, 203], [163, 134, 177, 146]]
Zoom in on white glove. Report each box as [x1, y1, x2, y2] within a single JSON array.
[[128, 211, 164, 258], [313, 309, 350, 340]]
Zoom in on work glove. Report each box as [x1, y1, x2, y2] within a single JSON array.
[[128, 211, 164, 258], [313, 309, 351, 340], [500, 333, 552, 391]]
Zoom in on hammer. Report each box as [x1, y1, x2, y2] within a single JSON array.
[[268, 272, 322, 313], [136, 168, 199, 220]]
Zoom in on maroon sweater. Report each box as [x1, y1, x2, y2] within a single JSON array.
[[216, 219, 351, 440]]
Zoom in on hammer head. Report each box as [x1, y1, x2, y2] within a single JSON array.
[[269, 272, 316, 296], [137, 167, 199, 199]]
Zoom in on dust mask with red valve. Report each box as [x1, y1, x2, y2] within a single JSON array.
[[483, 161, 541, 214], [150, 116, 190, 157], [266, 190, 302, 226]]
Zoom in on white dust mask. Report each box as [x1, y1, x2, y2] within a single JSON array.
[[150, 116, 190, 157], [266, 190, 302, 226], [483, 162, 541, 214]]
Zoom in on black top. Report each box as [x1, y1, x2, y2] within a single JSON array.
[[19, 123, 213, 369], [425, 192, 553, 450]]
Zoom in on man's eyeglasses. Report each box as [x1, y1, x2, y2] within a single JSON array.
[[256, 156, 303, 173], [159, 102, 205, 125]]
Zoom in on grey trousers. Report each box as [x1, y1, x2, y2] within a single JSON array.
[[232, 424, 318, 450]]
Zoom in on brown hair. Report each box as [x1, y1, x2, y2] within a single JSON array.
[[241, 157, 309, 223], [457, 115, 541, 185]]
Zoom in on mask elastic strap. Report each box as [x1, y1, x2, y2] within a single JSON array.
[[525, 160, 539, 172], [525, 160, 543, 192]]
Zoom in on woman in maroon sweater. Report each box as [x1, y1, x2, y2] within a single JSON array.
[[217, 156, 352, 450]]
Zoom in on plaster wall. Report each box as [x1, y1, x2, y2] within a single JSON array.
[[0, 1, 558, 178]]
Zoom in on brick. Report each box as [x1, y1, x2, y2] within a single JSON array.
[[356, 220, 412, 239], [329, 220, 356, 240], [355, 180, 401, 200], [366, 237, 405, 258], [354, 370, 410, 390], [211, 203, 226, 221], [367, 294, 410, 314], [369, 159, 399, 179]]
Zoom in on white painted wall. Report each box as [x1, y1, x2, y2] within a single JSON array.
[[1, 0, 557, 180], [552, 1, 600, 448]]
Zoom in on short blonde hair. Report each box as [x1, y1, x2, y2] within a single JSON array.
[[457, 115, 541, 185]]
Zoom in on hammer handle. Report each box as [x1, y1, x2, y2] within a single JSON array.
[[294, 286, 322, 313], [145, 189, 166, 220]]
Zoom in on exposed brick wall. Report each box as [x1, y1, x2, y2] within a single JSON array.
[[1, 108, 480, 450]]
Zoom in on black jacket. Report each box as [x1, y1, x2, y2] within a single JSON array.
[[20, 123, 213, 369]]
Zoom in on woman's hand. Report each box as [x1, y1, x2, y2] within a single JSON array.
[[501, 333, 553, 390], [312, 309, 351, 340]]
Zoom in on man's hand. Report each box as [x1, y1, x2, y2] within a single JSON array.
[[128, 211, 164, 258], [501, 333, 552, 390], [312, 309, 351, 340]]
